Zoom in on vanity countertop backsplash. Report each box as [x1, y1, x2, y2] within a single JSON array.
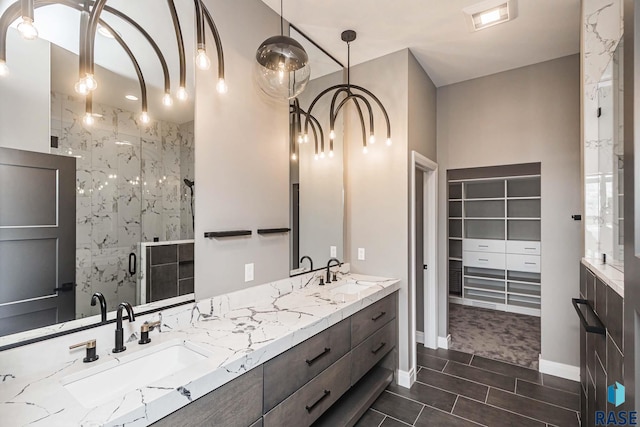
[[0, 264, 399, 426]]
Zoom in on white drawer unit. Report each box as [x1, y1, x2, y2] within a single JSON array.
[[506, 241, 541, 255], [463, 239, 506, 254], [506, 254, 541, 273], [463, 251, 505, 270]]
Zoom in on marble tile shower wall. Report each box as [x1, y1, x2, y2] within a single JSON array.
[[50, 92, 194, 318], [583, 0, 623, 259]]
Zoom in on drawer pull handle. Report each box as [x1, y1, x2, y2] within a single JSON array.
[[524, 262, 537, 265], [478, 258, 488, 262], [305, 390, 331, 413], [372, 311, 386, 321], [478, 245, 489, 248], [306, 347, 331, 366], [525, 247, 536, 250], [372, 342, 387, 355]]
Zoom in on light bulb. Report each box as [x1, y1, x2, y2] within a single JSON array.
[[386, 138, 392, 146], [320, 152, 325, 159], [303, 134, 309, 143], [195, 49, 211, 70], [278, 61, 285, 83], [0, 60, 8, 76], [369, 134, 376, 144], [216, 78, 228, 94], [291, 153, 297, 161], [84, 73, 97, 91], [297, 134, 303, 144], [140, 111, 150, 124], [314, 154, 319, 161], [329, 150, 334, 158], [329, 129, 336, 140], [74, 79, 88, 95], [162, 93, 173, 107], [177, 87, 188, 101], [17, 17, 38, 40], [363, 146, 368, 154], [83, 112, 94, 126]]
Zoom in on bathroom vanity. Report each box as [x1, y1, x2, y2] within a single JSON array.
[[0, 267, 399, 426]]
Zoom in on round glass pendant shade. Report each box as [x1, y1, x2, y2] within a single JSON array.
[[255, 35, 310, 100]]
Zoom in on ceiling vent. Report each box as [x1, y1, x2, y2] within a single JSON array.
[[463, 0, 517, 32]]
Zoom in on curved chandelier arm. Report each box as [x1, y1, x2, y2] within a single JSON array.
[[308, 113, 324, 154], [293, 98, 302, 137], [303, 83, 346, 136], [0, 2, 23, 61], [334, 93, 375, 138], [350, 97, 368, 149], [193, 0, 204, 50], [166, 0, 186, 90], [347, 84, 391, 140], [201, 2, 225, 80], [328, 87, 349, 133], [85, 0, 107, 75]]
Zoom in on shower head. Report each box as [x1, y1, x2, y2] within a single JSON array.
[[184, 179, 195, 188]]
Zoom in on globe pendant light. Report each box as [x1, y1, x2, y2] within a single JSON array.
[[255, 0, 310, 100]]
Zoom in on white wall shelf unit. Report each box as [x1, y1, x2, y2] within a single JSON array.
[[447, 172, 541, 317]]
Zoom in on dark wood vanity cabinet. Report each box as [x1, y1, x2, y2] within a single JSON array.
[[579, 264, 625, 426], [154, 291, 398, 427]]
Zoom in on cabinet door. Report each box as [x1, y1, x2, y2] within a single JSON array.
[[153, 366, 263, 427]]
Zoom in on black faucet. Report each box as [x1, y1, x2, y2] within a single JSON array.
[[300, 255, 313, 271], [326, 258, 341, 284], [91, 292, 107, 323], [113, 302, 135, 353]]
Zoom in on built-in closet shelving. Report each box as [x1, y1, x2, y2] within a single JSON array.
[[448, 174, 541, 317]]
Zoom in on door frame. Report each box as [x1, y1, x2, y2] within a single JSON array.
[[408, 151, 438, 387]]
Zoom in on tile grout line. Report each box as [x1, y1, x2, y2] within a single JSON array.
[[442, 359, 449, 372], [451, 394, 460, 414], [421, 364, 512, 392], [478, 394, 577, 426], [376, 415, 386, 427], [413, 404, 426, 426]]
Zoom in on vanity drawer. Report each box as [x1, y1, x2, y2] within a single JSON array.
[[263, 318, 351, 412], [506, 240, 541, 255], [264, 353, 351, 427], [463, 239, 505, 253], [463, 251, 505, 270], [351, 293, 397, 348], [351, 318, 396, 385], [506, 253, 541, 273]]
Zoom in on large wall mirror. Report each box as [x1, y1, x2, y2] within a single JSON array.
[[289, 26, 345, 275], [0, 0, 201, 341]]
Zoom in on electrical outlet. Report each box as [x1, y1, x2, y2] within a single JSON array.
[[330, 246, 337, 258], [358, 248, 365, 260], [244, 263, 254, 282]]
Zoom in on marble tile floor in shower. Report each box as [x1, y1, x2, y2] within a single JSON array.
[[358, 347, 580, 427]]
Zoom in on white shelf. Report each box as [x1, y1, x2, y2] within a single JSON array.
[[449, 257, 462, 261], [448, 173, 541, 317]]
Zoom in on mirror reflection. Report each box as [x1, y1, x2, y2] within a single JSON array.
[[289, 26, 345, 274], [0, 0, 201, 338]]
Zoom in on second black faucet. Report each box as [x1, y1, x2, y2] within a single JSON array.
[[113, 302, 135, 353]]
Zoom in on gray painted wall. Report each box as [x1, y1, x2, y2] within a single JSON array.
[[436, 55, 581, 367], [195, 0, 289, 298], [0, 28, 50, 153], [408, 51, 437, 335], [346, 49, 437, 375]]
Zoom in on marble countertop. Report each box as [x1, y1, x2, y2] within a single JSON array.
[[0, 270, 399, 426], [582, 257, 624, 298]]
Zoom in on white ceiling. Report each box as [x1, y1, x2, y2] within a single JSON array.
[[262, 0, 581, 87]]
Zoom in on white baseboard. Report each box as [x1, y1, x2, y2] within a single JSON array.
[[416, 331, 424, 344], [438, 334, 451, 349], [538, 356, 580, 382], [396, 368, 416, 389]]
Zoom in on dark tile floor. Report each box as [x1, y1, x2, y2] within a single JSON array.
[[357, 347, 580, 427]]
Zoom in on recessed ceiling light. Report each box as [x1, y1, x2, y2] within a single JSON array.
[[115, 141, 132, 146], [97, 25, 118, 39], [463, 0, 516, 32], [91, 113, 103, 118], [125, 94, 138, 101]]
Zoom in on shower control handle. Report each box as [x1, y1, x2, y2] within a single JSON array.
[[129, 252, 137, 275]]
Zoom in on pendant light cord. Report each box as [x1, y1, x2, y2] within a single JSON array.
[[280, 0, 283, 35], [347, 41, 351, 88]]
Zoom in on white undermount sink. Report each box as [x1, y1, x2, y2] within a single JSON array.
[[329, 280, 378, 295], [62, 340, 211, 408]]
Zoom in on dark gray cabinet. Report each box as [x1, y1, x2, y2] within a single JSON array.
[[579, 263, 626, 424], [152, 365, 263, 427], [154, 291, 398, 427]]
